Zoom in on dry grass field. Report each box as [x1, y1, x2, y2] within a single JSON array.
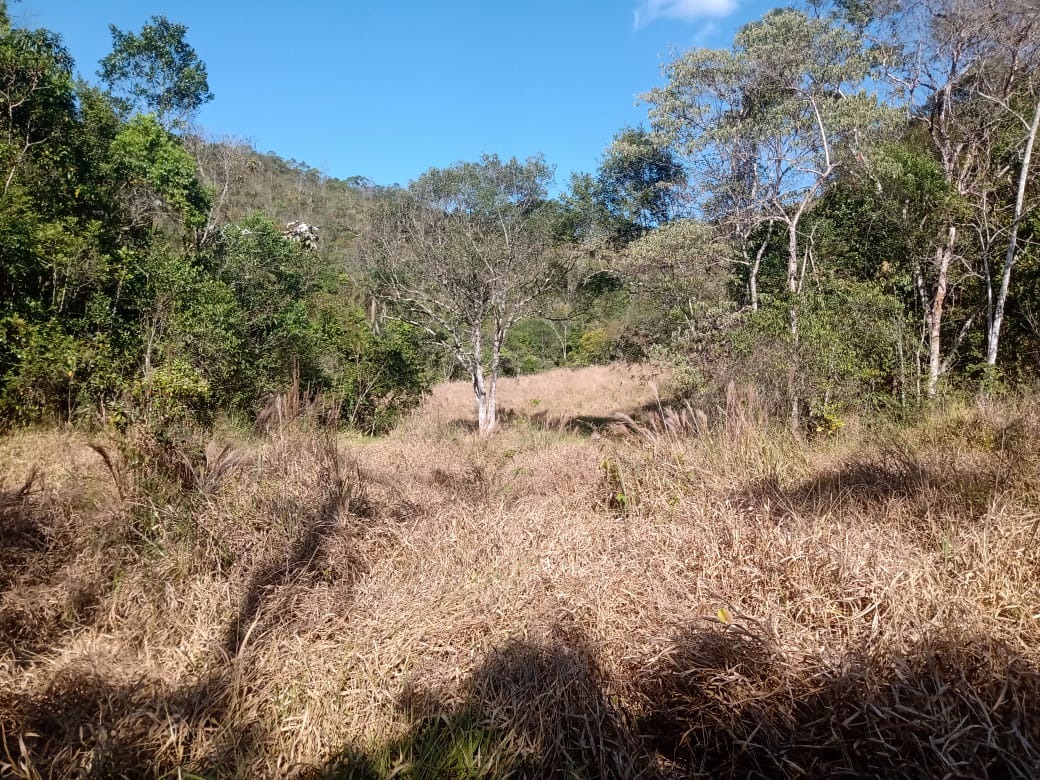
[[2, 364, 1039, 778]]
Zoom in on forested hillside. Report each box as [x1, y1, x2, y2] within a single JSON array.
[[0, 7, 430, 436], [2, 1, 1040, 777]]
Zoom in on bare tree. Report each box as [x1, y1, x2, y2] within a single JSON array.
[[365, 155, 561, 435], [183, 128, 254, 246]]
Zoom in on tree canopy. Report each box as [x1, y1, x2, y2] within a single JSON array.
[[365, 155, 561, 434], [99, 15, 213, 128]]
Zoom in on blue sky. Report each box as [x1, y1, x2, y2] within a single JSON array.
[[16, 0, 775, 189]]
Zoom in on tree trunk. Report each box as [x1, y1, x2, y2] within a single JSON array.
[[486, 375, 497, 435], [927, 227, 956, 397], [747, 222, 773, 312], [987, 95, 1040, 366], [470, 327, 494, 436], [484, 320, 507, 436], [749, 243, 763, 312], [474, 364, 493, 435], [787, 218, 801, 433]]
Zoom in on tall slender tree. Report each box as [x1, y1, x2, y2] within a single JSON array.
[[860, 0, 1040, 390], [646, 7, 885, 425]]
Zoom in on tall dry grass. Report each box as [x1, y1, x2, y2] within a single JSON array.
[[2, 366, 1039, 778]]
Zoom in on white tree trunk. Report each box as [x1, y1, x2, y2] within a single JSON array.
[[474, 364, 493, 435], [469, 326, 494, 436], [470, 323, 503, 437], [747, 228, 772, 313], [485, 374, 497, 435], [484, 321, 507, 436], [987, 95, 1040, 366], [787, 217, 802, 432], [927, 227, 956, 397]]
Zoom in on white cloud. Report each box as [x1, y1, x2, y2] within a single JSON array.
[[633, 0, 739, 29]]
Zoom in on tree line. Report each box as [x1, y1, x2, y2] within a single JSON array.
[[1, 0, 1038, 437]]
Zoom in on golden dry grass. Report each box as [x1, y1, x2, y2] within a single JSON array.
[[2, 366, 1040, 778]]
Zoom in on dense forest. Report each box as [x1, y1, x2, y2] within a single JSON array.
[[3, 1, 1040, 778]]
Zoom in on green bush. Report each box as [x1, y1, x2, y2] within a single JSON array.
[[572, 328, 612, 366]]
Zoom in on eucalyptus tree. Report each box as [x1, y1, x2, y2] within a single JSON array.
[[365, 155, 560, 435], [965, 2, 1040, 367], [647, 8, 884, 304], [645, 7, 886, 424]]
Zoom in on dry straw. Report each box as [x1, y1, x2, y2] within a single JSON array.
[[2, 366, 1039, 778]]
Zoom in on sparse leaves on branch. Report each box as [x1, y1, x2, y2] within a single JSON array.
[[365, 155, 561, 434]]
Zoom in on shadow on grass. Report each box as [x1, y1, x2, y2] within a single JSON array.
[[630, 624, 1040, 778], [316, 623, 1040, 780], [2, 522, 376, 776], [223, 443, 376, 656], [0, 665, 264, 778], [1, 440, 389, 778], [318, 628, 640, 779], [1, 469, 66, 596], [222, 488, 364, 656], [4, 620, 1039, 778], [738, 446, 1004, 524], [458, 397, 669, 438], [0, 469, 108, 661], [526, 410, 624, 435], [440, 397, 672, 438]]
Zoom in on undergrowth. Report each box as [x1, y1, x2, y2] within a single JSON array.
[[2, 367, 1039, 778]]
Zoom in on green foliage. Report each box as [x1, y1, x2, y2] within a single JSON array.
[[729, 281, 909, 414], [336, 712, 512, 779], [501, 318, 562, 375], [615, 220, 735, 359], [0, 20, 76, 194], [551, 172, 610, 246], [818, 141, 958, 283], [366, 154, 561, 433], [107, 115, 210, 231], [594, 127, 687, 245], [0, 11, 431, 435], [0, 316, 78, 421], [132, 358, 212, 426], [552, 129, 686, 250], [316, 303, 434, 433], [99, 15, 213, 128], [4, 2, 1040, 437], [412, 153, 553, 219], [996, 206, 1040, 375], [185, 140, 371, 257], [572, 328, 612, 366], [807, 401, 845, 438]]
